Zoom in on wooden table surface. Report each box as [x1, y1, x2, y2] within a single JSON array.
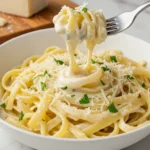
[[0, 0, 77, 44]]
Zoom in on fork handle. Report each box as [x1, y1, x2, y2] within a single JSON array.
[[132, 1, 150, 17]]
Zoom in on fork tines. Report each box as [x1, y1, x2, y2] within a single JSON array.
[[106, 17, 119, 35]]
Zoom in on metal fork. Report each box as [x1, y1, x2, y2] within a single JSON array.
[[107, 1, 150, 35]]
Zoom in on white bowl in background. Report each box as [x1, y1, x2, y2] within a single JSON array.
[[0, 28, 150, 150]]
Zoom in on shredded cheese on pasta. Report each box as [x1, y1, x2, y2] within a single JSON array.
[[1, 5, 150, 139]]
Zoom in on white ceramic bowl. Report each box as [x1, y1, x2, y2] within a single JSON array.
[[0, 28, 150, 150]]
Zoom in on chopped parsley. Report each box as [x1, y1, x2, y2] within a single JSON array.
[[74, 53, 78, 57], [110, 56, 117, 63], [61, 86, 68, 90], [41, 82, 46, 91], [44, 70, 51, 77], [91, 59, 103, 65], [91, 59, 96, 64], [125, 75, 134, 80], [100, 80, 105, 86], [101, 66, 111, 72], [71, 94, 75, 97], [19, 111, 24, 121], [108, 103, 118, 113], [82, 7, 88, 13], [141, 82, 146, 88], [0, 103, 6, 109], [79, 94, 90, 104], [54, 58, 64, 65], [33, 70, 51, 80], [33, 74, 43, 80], [98, 62, 104, 65]]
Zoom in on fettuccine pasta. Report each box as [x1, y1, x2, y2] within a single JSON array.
[[0, 4, 150, 139]]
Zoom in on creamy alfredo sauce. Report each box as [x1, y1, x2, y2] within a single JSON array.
[[53, 5, 107, 90]]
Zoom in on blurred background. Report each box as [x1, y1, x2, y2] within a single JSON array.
[[0, 0, 150, 44]]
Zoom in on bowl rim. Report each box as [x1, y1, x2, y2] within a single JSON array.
[[1, 117, 150, 142], [0, 28, 150, 142]]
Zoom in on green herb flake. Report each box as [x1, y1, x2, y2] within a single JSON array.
[[33, 70, 51, 80], [110, 56, 117, 63], [0, 103, 6, 109], [79, 94, 90, 104], [41, 82, 46, 91], [141, 82, 146, 88], [54, 58, 64, 65], [125, 75, 134, 80], [33, 74, 43, 80], [108, 103, 118, 113], [74, 53, 78, 57], [61, 86, 68, 90], [101, 66, 111, 72], [91, 59, 103, 65], [98, 62, 104, 65], [44, 70, 51, 77], [100, 80, 105, 86], [82, 7, 88, 13], [19, 111, 24, 121], [71, 94, 75, 97], [91, 59, 96, 64]]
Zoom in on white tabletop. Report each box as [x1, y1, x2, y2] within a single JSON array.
[[1, 0, 150, 150]]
